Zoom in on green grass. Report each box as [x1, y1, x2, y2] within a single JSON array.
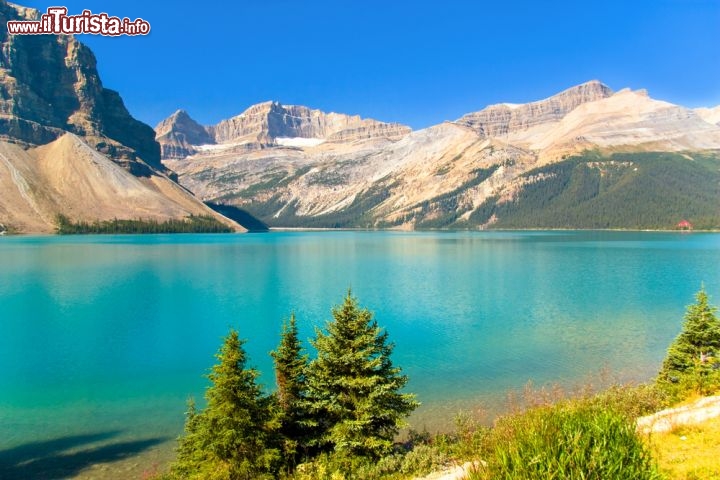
[[275, 383, 667, 480], [150, 383, 720, 480], [468, 400, 662, 479]]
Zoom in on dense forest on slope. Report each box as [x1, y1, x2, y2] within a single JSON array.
[[472, 151, 720, 230]]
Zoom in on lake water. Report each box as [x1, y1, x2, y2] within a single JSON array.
[[1, 231, 719, 478]]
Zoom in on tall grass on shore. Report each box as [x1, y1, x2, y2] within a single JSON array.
[[466, 385, 665, 480], [277, 382, 666, 480]]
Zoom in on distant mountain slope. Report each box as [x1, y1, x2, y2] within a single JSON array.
[[0, 2, 243, 233], [468, 151, 720, 230], [0, 134, 243, 233], [695, 106, 720, 126], [163, 81, 720, 230]]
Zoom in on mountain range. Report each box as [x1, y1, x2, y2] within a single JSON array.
[[159, 81, 720, 230], [1, 0, 718, 234]]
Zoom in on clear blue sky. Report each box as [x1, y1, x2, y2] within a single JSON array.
[[19, 0, 720, 129]]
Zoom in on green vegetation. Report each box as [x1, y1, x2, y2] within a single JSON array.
[[271, 314, 312, 466], [646, 288, 720, 479], [168, 292, 417, 479], [172, 330, 279, 479], [162, 288, 720, 479], [222, 150, 720, 230], [412, 165, 500, 229], [469, 390, 663, 479], [0, 222, 15, 235], [55, 214, 232, 234], [306, 170, 349, 187], [239, 182, 396, 229], [657, 288, 720, 402], [282, 382, 666, 480], [475, 151, 720, 230], [305, 293, 419, 458], [236, 172, 290, 199]]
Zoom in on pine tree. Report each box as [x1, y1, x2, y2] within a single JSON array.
[[270, 313, 312, 464], [171, 329, 278, 479], [658, 287, 720, 399], [306, 291, 419, 458]]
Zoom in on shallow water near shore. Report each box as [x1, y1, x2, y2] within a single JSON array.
[[1, 231, 719, 478]]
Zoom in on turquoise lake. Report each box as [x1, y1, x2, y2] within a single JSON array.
[[1, 231, 719, 477]]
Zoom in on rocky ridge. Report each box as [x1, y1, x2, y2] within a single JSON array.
[[455, 80, 614, 139], [156, 101, 411, 159], [163, 80, 720, 230]]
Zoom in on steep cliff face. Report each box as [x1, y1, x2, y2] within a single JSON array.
[[0, 2, 161, 172], [156, 101, 412, 159], [0, 2, 243, 233], [455, 80, 613, 138]]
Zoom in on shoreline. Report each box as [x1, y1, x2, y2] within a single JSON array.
[[269, 227, 720, 233], [4, 226, 719, 236]]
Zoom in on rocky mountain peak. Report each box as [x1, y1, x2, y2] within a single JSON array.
[[155, 109, 214, 159], [0, 2, 162, 172], [208, 101, 411, 144], [157, 101, 412, 159], [455, 80, 614, 138]]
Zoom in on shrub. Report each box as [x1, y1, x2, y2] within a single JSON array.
[[287, 444, 450, 480], [469, 395, 663, 480]]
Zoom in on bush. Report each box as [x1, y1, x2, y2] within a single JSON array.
[[468, 396, 663, 480], [287, 444, 450, 480]]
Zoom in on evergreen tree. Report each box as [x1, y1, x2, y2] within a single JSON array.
[[658, 287, 720, 399], [173, 398, 212, 478], [270, 313, 312, 464], [171, 329, 278, 479], [306, 291, 419, 458]]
